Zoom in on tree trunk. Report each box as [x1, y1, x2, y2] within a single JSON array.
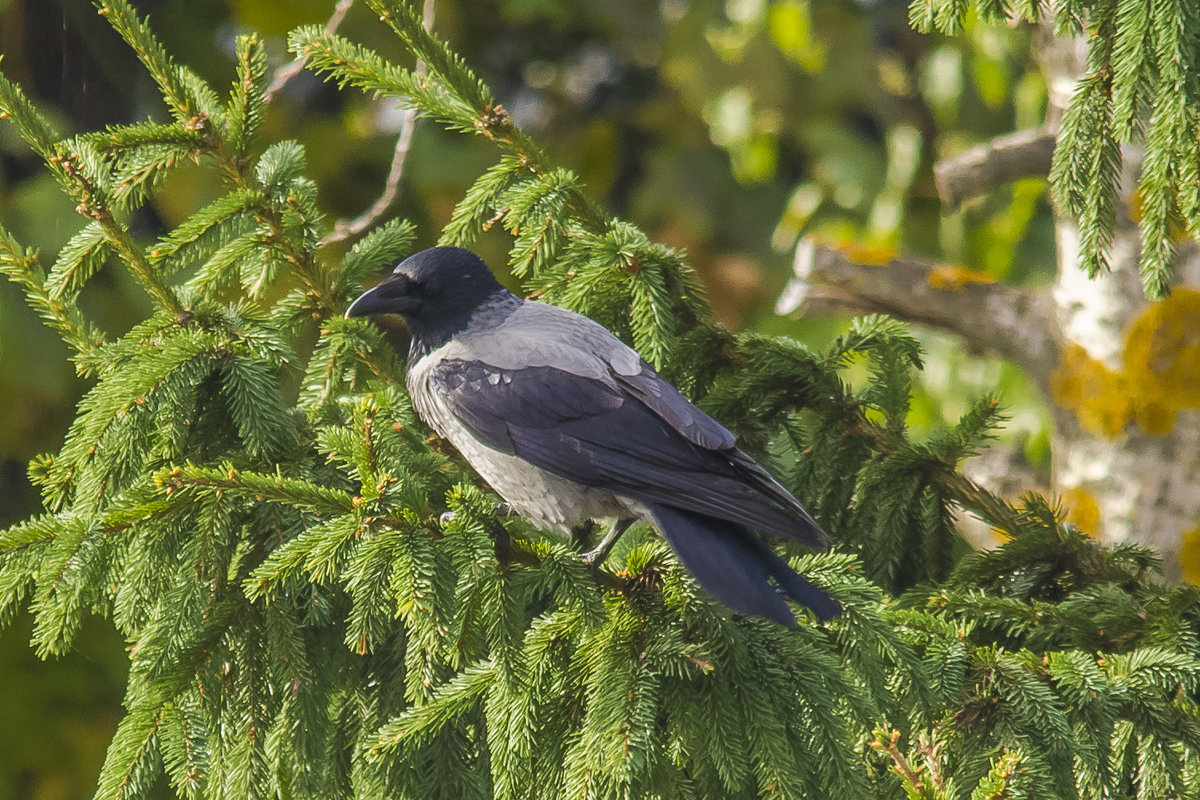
[[1040, 30, 1200, 582]]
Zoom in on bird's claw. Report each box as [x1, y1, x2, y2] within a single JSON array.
[[580, 518, 635, 568]]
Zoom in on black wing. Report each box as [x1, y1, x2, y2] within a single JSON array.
[[432, 358, 827, 548]]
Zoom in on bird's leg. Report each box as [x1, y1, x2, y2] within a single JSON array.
[[488, 518, 511, 562], [488, 504, 518, 560], [582, 518, 636, 566]]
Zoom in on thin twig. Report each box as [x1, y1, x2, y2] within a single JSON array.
[[264, 0, 356, 103], [320, 104, 419, 246], [320, 0, 435, 247], [874, 730, 930, 795]]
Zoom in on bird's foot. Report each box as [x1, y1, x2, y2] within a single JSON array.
[[581, 518, 635, 567]]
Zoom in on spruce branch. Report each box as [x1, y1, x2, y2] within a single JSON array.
[[227, 34, 269, 158], [0, 70, 191, 316], [148, 189, 265, 270], [80, 201, 188, 316], [706, 329, 1026, 536], [870, 728, 942, 800], [913, 0, 1200, 299], [337, 218, 418, 289], [6, 5, 1200, 797], [1051, 68, 1121, 281], [365, 0, 493, 115], [265, 0, 357, 103], [291, 6, 609, 232], [510, 537, 626, 592], [938, 472, 1025, 537], [256, 203, 334, 316], [287, 28, 448, 112], [80, 121, 206, 152], [157, 465, 357, 515], [0, 59, 60, 160], [438, 155, 526, 247], [371, 656, 497, 757], [96, 215, 188, 317], [94, 0, 206, 123], [85, 3, 329, 315], [47, 221, 112, 298], [93, 703, 169, 800]]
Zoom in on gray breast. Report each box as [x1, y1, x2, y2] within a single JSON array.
[[406, 347, 639, 533]]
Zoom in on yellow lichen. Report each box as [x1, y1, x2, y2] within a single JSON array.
[[1132, 398, 1177, 437], [832, 240, 897, 266], [1179, 517, 1200, 586], [1049, 345, 1132, 436], [927, 264, 996, 292], [1049, 289, 1200, 437], [1123, 289, 1200, 407], [1060, 486, 1101, 536]]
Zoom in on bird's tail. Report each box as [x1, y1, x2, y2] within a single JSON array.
[[644, 503, 840, 625]]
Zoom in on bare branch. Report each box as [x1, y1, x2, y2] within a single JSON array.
[[320, 106, 419, 246], [935, 128, 1057, 212], [777, 238, 1059, 383], [320, 0, 435, 247], [264, 0, 356, 103]]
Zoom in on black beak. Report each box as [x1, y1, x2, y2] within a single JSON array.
[[344, 272, 418, 318]]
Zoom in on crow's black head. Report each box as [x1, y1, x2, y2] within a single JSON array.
[[345, 246, 511, 349]]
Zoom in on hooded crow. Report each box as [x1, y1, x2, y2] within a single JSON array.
[[346, 246, 839, 624]]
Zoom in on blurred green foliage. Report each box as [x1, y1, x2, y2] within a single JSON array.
[[0, 1, 1056, 797], [0, 616, 126, 800]]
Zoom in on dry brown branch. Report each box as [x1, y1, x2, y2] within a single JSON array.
[[777, 238, 1059, 383], [264, 0, 356, 103], [935, 128, 1057, 212]]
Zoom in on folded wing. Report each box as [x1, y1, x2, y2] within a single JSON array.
[[431, 358, 828, 550]]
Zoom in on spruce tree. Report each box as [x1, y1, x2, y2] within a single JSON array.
[[1, 2, 1199, 799]]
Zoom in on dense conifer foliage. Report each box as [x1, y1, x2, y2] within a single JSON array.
[[2, 2, 1199, 798]]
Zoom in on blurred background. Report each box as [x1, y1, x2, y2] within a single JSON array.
[[0, 0, 1055, 796]]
